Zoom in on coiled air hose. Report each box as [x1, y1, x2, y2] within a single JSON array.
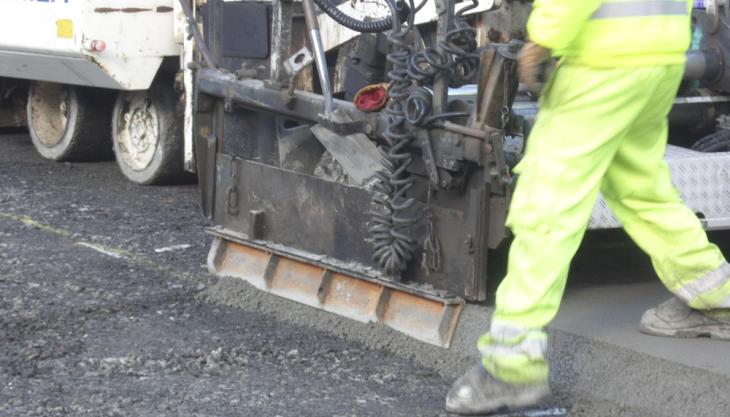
[[407, 0, 479, 87], [313, 0, 409, 33], [691, 129, 730, 152], [368, 0, 419, 277]]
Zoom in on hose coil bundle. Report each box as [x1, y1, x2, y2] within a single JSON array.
[[368, 0, 419, 277], [407, 0, 479, 87]]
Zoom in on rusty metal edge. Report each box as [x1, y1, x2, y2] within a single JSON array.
[[206, 231, 466, 348], [206, 226, 465, 305]]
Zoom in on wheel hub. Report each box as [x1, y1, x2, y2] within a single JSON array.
[[115, 94, 159, 171], [127, 108, 156, 153], [30, 82, 70, 147]]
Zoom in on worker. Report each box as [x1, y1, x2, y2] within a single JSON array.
[[446, 0, 730, 414]]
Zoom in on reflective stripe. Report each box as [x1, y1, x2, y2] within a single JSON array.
[[479, 337, 547, 360], [483, 321, 547, 360], [591, 0, 688, 19], [490, 320, 533, 339], [676, 262, 730, 304]]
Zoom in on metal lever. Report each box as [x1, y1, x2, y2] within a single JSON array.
[[302, 0, 334, 115]]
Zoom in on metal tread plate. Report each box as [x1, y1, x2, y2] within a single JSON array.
[[590, 145, 730, 230]]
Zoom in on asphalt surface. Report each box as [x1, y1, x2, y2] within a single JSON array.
[[0, 131, 451, 417], [2, 130, 729, 417]]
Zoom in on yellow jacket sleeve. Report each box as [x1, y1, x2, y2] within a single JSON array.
[[527, 0, 602, 51]]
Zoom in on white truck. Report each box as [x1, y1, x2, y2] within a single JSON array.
[[0, 0, 196, 184], [0, 0, 496, 185]]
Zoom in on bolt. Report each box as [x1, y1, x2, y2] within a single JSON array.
[[488, 29, 501, 42]]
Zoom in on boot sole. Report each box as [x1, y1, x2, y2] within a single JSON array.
[[445, 386, 552, 415], [640, 322, 730, 340]]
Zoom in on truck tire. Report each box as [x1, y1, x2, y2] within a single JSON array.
[[111, 77, 188, 185], [27, 82, 113, 161]]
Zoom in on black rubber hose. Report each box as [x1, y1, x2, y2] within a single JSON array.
[[691, 129, 730, 152], [313, 0, 409, 33]]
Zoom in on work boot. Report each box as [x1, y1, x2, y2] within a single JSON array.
[[445, 364, 551, 415], [640, 297, 730, 340]]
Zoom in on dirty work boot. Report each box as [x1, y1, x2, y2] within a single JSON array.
[[445, 364, 551, 415], [640, 297, 730, 340]]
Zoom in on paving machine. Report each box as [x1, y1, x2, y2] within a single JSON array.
[[192, 0, 730, 347]]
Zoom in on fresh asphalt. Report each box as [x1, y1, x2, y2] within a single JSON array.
[[2, 131, 729, 416]]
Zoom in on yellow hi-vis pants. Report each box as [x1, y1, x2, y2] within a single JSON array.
[[478, 63, 730, 384]]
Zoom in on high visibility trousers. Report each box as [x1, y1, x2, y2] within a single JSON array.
[[479, 64, 730, 384]]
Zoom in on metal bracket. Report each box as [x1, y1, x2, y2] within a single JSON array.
[[318, 110, 374, 136], [486, 130, 511, 191], [284, 47, 314, 77], [283, 48, 315, 108], [226, 158, 240, 215]]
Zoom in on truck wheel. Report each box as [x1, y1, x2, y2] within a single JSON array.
[[27, 82, 113, 161], [112, 78, 187, 185]]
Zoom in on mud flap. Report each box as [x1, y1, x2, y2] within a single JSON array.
[[207, 235, 464, 348]]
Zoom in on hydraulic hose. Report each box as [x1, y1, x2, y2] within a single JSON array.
[[691, 128, 730, 152], [312, 0, 408, 33], [176, 0, 216, 68], [368, 0, 419, 277]]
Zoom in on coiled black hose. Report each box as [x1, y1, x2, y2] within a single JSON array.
[[313, 0, 409, 33], [405, 87, 470, 126], [407, 0, 479, 87], [691, 129, 730, 153], [443, 0, 479, 86], [368, 0, 419, 277]]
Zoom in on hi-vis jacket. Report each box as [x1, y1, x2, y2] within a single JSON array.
[[528, 0, 693, 66]]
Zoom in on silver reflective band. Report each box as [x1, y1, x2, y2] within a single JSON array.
[[676, 262, 730, 304], [479, 338, 547, 360], [591, 0, 688, 19], [490, 320, 535, 339]]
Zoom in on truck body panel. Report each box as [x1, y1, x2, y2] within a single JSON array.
[[0, 0, 180, 90]]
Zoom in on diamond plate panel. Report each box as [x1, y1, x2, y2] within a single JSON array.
[[589, 146, 730, 230]]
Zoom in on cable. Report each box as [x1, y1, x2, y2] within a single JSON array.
[[407, 0, 479, 87], [691, 129, 730, 152], [176, 0, 216, 68], [313, 0, 409, 33], [443, 0, 479, 86], [405, 87, 469, 126]]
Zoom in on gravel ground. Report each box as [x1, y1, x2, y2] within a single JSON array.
[[0, 132, 454, 417], [4, 130, 728, 417]]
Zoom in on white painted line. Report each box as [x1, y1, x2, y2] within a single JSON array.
[[154, 244, 192, 253], [77, 242, 124, 259]]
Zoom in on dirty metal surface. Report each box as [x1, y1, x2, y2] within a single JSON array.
[[589, 145, 730, 230], [211, 153, 492, 300], [310, 112, 385, 186], [207, 236, 464, 348]]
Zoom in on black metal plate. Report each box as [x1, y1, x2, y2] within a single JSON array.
[[221, 2, 270, 59], [212, 154, 491, 300]]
